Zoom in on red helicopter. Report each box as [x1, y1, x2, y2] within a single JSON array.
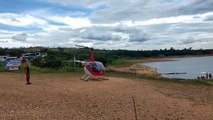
[[74, 45, 106, 81]]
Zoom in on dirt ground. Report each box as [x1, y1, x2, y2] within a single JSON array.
[[0, 73, 212, 120]]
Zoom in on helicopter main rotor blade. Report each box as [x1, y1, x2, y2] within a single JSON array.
[[75, 45, 92, 49]]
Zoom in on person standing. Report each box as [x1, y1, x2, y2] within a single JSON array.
[[209, 73, 212, 79], [24, 61, 31, 85], [206, 73, 209, 79]]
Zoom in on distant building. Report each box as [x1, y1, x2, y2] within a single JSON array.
[[5, 57, 17, 60], [21, 52, 47, 61], [0, 56, 9, 62], [21, 53, 39, 60]]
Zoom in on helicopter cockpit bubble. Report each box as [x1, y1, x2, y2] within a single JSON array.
[[89, 62, 105, 72]]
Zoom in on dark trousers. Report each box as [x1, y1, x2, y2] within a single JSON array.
[[26, 74, 30, 83]]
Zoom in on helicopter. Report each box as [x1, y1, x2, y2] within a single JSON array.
[[74, 45, 106, 81]]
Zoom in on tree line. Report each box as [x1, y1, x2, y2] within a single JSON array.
[[0, 47, 212, 69]]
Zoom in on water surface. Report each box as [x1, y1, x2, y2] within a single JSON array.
[[143, 56, 213, 79]]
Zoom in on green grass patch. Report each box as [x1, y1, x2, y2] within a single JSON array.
[[0, 62, 84, 74], [30, 66, 57, 73], [109, 59, 131, 67], [59, 66, 83, 73], [30, 65, 84, 74], [0, 63, 6, 72]]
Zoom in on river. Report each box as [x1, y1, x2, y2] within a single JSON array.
[[143, 56, 213, 79]]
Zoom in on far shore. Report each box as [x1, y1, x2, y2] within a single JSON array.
[[129, 54, 213, 63]]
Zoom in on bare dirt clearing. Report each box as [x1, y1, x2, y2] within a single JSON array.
[[0, 73, 212, 120]]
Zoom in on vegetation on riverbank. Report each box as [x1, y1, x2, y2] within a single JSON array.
[[0, 47, 213, 69], [1, 47, 213, 85]]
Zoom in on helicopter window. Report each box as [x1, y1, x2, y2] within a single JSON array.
[[89, 63, 99, 72], [90, 63, 97, 68], [95, 62, 105, 72], [89, 62, 105, 72]]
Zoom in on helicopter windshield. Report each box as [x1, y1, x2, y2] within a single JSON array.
[[89, 61, 105, 72], [95, 61, 105, 70]]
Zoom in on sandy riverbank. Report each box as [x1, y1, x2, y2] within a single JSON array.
[[107, 63, 158, 76], [107, 57, 167, 76], [0, 73, 212, 120]]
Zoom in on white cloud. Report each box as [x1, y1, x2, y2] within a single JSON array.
[[0, 40, 32, 48], [90, 0, 213, 23], [114, 12, 213, 27], [47, 16, 92, 28], [0, 13, 47, 27], [0, 30, 32, 48], [1, 0, 213, 50], [46, 0, 105, 8], [12, 33, 28, 42]]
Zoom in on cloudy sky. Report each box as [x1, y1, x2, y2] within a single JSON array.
[[0, 0, 213, 50]]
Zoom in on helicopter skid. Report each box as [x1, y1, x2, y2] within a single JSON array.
[[81, 74, 90, 81], [80, 74, 108, 81], [97, 77, 109, 80]]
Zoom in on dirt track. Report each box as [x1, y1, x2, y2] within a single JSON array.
[[0, 73, 212, 120]]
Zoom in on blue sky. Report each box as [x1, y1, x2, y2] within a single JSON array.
[[0, 0, 213, 50]]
